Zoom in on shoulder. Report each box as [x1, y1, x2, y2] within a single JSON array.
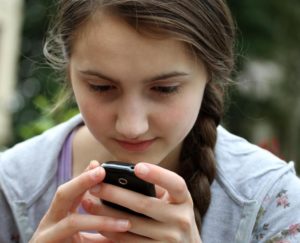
[[0, 114, 83, 204], [1, 114, 83, 161], [215, 126, 298, 202]]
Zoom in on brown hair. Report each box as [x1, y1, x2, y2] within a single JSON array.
[[44, 0, 235, 231]]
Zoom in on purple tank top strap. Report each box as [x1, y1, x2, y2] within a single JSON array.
[[57, 130, 75, 185], [57, 128, 88, 215]]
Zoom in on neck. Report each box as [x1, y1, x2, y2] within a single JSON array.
[[159, 142, 182, 173], [72, 125, 113, 177]]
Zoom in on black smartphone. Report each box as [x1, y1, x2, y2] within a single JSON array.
[[101, 161, 156, 216]]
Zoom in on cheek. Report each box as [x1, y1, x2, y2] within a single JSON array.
[[76, 95, 114, 134], [160, 95, 202, 139], [76, 96, 96, 122]]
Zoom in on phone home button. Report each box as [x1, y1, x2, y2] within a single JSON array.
[[118, 178, 128, 185]]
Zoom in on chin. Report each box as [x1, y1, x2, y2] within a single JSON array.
[[112, 153, 163, 165]]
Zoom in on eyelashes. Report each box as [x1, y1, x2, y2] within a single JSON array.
[[88, 84, 181, 96], [89, 84, 115, 92], [151, 85, 180, 95]]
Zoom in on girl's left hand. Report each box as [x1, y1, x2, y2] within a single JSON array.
[[83, 162, 202, 243]]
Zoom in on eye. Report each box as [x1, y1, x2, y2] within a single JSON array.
[[151, 85, 180, 95], [89, 84, 116, 93]]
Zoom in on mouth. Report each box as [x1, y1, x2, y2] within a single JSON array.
[[114, 138, 156, 152]]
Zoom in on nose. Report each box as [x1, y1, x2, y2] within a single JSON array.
[[115, 97, 149, 139]]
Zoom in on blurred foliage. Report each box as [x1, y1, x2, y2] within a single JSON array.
[[9, 0, 300, 172], [11, 0, 78, 145], [225, 0, 300, 173]]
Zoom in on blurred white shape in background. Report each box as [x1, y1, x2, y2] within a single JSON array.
[[237, 60, 283, 99], [0, 0, 23, 146]]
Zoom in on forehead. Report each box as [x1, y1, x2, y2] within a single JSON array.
[[69, 10, 205, 81], [72, 10, 193, 59]]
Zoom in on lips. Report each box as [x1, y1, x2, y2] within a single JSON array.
[[114, 138, 156, 152]]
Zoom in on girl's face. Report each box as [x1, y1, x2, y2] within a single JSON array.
[[69, 12, 208, 170]]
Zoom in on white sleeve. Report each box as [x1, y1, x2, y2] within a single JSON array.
[[0, 186, 20, 243]]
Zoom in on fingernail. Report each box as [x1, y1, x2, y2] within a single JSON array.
[[90, 184, 101, 193], [137, 163, 149, 175], [90, 160, 99, 168], [116, 219, 130, 230]]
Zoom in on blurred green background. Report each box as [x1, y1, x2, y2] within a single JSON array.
[[3, 0, 300, 173]]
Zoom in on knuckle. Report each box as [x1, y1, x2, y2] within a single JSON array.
[[163, 231, 182, 243], [174, 177, 188, 195], [66, 213, 79, 230], [187, 195, 194, 206], [30, 232, 50, 243], [177, 215, 192, 232], [55, 185, 67, 202], [134, 197, 152, 213]]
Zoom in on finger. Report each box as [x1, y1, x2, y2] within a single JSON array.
[[154, 185, 166, 199], [81, 194, 103, 214], [102, 232, 157, 243], [47, 166, 105, 221], [88, 183, 166, 214], [80, 232, 114, 243], [89, 160, 101, 170], [82, 193, 133, 220], [72, 161, 101, 213], [43, 214, 130, 242], [129, 219, 177, 241], [84, 160, 100, 172], [89, 183, 164, 220], [84, 192, 191, 241], [135, 163, 191, 204]]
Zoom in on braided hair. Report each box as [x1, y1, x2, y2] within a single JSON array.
[[179, 82, 223, 230]]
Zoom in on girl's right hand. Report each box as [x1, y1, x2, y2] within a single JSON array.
[[29, 163, 131, 243]]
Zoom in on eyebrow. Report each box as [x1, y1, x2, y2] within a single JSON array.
[[79, 69, 189, 83]]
